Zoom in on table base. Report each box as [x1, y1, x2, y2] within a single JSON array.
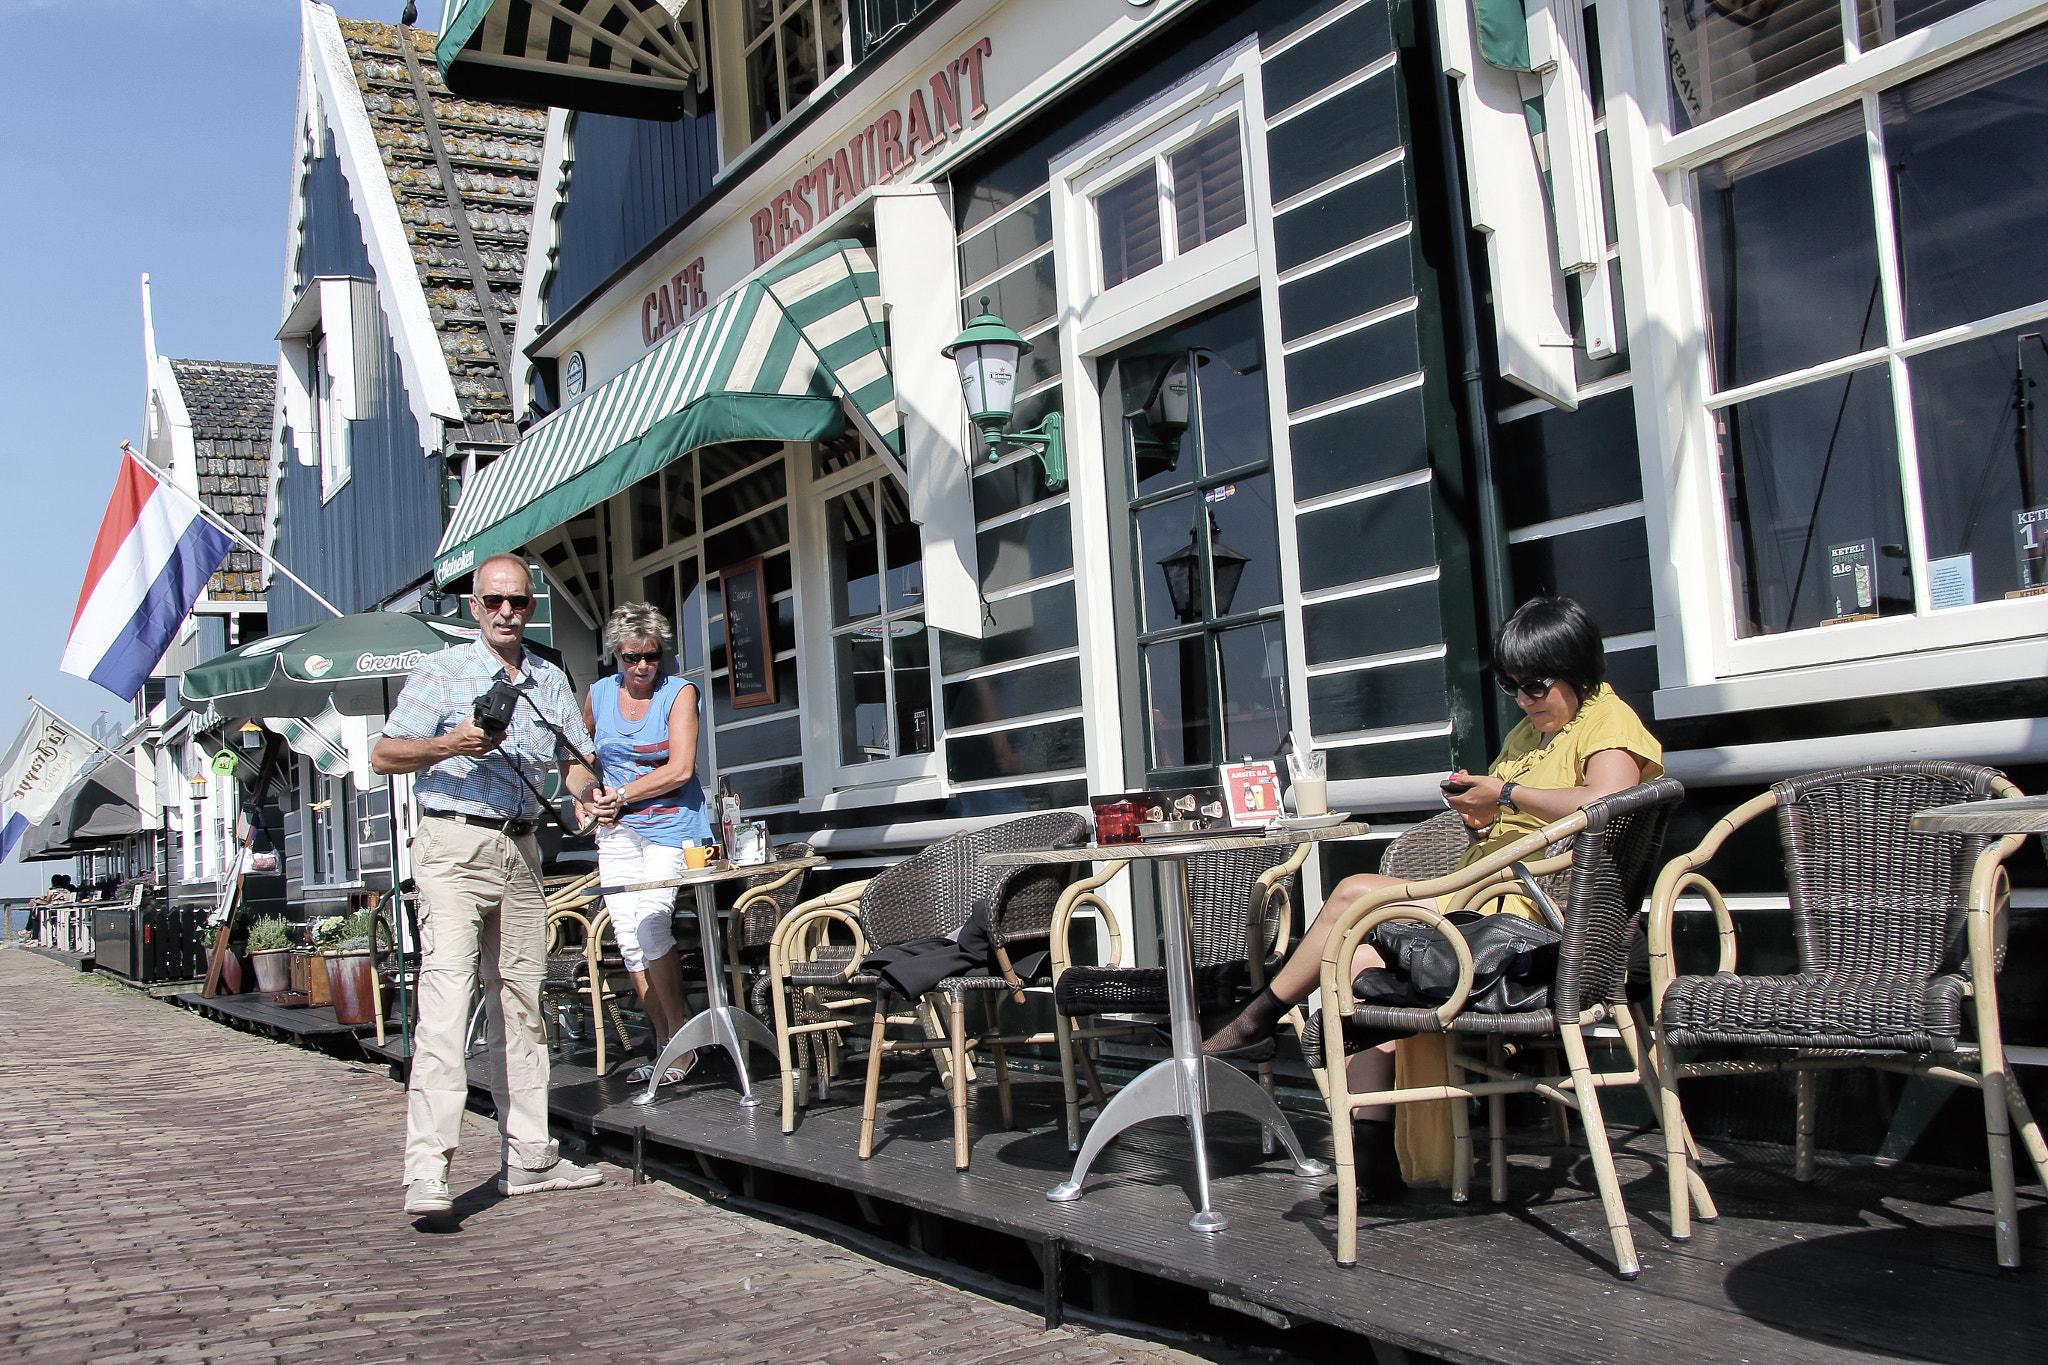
[[632, 1004, 777, 1107], [1047, 1053, 1329, 1233]]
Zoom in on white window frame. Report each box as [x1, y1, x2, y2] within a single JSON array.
[[798, 445, 942, 790], [1597, 0, 2048, 715], [300, 758, 360, 889], [277, 276, 360, 503], [709, 0, 852, 162]]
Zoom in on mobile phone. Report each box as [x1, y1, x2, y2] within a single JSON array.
[[1440, 779, 1474, 796]]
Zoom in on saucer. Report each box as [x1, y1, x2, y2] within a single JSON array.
[[1273, 811, 1349, 830]]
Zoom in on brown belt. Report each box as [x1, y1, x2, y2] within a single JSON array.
[[426, 810, 538, 838]]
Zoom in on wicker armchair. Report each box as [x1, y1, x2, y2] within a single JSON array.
[[769, 813, 1086, 1168], [1320, 779, 1689, 1277], [761, 877, 873, 1117], [535, 873, 635, 1074], [1050, 841, 1311, 1151], [1648, 761, 2048, 1269], [724, 842, 818, 1007]]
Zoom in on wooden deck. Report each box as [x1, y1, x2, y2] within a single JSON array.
[[424, 1035, 2048, 1365], [171, 990, 384, 1043]]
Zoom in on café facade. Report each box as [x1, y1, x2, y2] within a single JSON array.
[[425, 0, 2048, 948]]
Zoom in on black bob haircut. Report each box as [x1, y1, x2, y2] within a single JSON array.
[[1492, 596, 1605, 701]]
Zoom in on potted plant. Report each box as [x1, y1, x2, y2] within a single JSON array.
[[246, 916, 293, 992], [322, 909, 386, 1026]]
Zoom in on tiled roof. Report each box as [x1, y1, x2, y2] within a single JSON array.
[[167, 358, 276, 603], [338, 19, 543, 435]]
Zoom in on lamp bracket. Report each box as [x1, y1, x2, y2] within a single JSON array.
[[975, 410, 1066, 492]]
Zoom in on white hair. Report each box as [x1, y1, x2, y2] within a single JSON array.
[[603, 601, 675, 662]]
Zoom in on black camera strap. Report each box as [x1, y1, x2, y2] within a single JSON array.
[[473, 679, 610, 836]]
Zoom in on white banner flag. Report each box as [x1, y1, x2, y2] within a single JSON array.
[[1, 705, 100, 861]]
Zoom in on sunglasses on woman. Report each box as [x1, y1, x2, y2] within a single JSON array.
[[476, 593, 534, 613], [618, 650, 663, 665], [1498, 675, 1557, 701]]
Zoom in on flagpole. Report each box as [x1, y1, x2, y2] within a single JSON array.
[[22, 696, 140, 774], [119, 443, 346, 620]]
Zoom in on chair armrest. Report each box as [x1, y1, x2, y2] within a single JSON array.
[[1322, 895, 1475, 1030], [545, 907, 593, 953], [732, 866, 807, 916], [1244, 841, 1314, 983], [769, 900, 869, 983], [1050, 861, 1130, 978], [1646, 790, 1776, 1016]]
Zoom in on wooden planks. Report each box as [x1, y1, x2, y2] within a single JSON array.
[[171, 991, 379, 1038]]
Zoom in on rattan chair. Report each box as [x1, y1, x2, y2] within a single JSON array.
[[760, 875, 874, 1112], [537, 872, 635, 1073], [724, 841, 818, 1008], [1050, 841, 1311, 1151], [1648, 761, 2048, 1269], [769, 813, 1086, 1168], [1320, 779, 1690, 1277]]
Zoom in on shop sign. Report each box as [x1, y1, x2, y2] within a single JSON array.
[[565, 350, 586, 398], [750, 36, 994, 267], [642, 258, 709, 346]]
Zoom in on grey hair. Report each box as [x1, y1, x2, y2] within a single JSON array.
[[472, 552, 532, 590], [603, 601, 675, 662]]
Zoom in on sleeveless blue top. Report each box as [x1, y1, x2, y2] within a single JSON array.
[[591, 674, 711, 847]]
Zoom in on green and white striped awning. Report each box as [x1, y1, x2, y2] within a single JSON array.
[[435, 240, 899, 587], [436, 0, 707, 120]]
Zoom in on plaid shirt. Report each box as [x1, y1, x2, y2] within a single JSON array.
[[381, 640, 595, 821]]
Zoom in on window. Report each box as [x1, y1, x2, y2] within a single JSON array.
[[311, 332, 349, 497], [1114, 295, 1289, 779], [824, 473, 932, 767], [302, 761, 358, 887], [1690, 28, 2048, 636], [741, 0, 846, 144], [1094, 117, 1247, 291]]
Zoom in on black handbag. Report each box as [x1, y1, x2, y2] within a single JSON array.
[[1353, 910, 1560, 1014]]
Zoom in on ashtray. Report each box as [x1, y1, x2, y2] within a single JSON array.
[[1136, 819, 1204, 839]]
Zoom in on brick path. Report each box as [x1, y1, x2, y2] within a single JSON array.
[[0, 950, 1206, 1365]]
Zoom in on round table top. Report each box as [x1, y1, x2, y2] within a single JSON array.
[[1909, 796, 2048, 835], [979, 820, 1370, 867], [577, 855, 825, 897]]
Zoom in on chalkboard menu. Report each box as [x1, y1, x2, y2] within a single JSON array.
[[720, 556, 777, 710]]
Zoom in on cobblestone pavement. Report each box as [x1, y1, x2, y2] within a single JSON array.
[[0, 950, 1208, 1365]]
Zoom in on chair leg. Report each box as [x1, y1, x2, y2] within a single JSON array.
[[1487, 1037, 1508, 1204], [858, 995, 888, 1160], [1054, 1008, 1084, 1153], [1326, 1008, 1360, 1267], [1562, 1024, 1640, 1278], [1655, 1033, 1698, 1241], [1447, 1043, 1473, 1205], [772, 971, 798, 1135], [1618, 1005, 1716, 1221], [1076, 1026, 1108, 1108], [983, 993, 1014, 1130], [950, 995, 972, 1170], [1793, 1066, 1817, 1184], [1551, 1097, 1573, 1145]]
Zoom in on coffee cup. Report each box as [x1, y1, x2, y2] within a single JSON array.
[[684, 844, 714, 870]]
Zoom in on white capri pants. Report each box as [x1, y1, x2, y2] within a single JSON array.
[[595, 824, 690, 972]]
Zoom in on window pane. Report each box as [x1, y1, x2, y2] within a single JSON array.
[[746, 35, 782, 140], [1145, 638, 1211, 771], [1719, 366, 1911, 635], [1909, 325, 2048, 604], [1172, 120, 1247, 255], [1190, 327, 1270, 477], [835, 633, 889, 763], [1096, 168, 1163, 289], [1663, 0, 1845, 130], [1205, 476, 1283, 617], [958, 195, 1052, 289], [1137, 494, 1201, 631], [892, 620, 935, 756], [630, 474, 664, 560], [641, 567, 677, 655], [1696, 111, 1882, 389], [828, 485, 881, 623], [1122, 354, 1195, 496], [743, 0, 776, 42], [821, 0, 844, 70], [1862, 0, 1985, 47], [782, 7, 820, 108], [881, 480, 923, 611], [1885, 31, 2048, 337], [664, 453, 696, 542], [1218, 621, 1289, 762], [678, 558, 705, 672]]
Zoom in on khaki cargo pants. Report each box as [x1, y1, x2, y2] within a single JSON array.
[[403, 815, 559, 1183]]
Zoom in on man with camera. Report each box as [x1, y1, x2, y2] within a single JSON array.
[[373, 552, 620, 1217]]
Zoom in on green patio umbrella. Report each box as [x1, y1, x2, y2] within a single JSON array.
[[179, 613, 478, 718]]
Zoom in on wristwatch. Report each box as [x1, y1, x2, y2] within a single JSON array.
[[1498, 781, 1520, 812]]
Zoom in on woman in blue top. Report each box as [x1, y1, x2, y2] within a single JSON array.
[[581, 601, 713, 1086]]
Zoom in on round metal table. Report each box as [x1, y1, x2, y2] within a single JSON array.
[[1910, 794, 2048, 836], [982, 820, 1367, 1233], [601, 856, 827, 1108]]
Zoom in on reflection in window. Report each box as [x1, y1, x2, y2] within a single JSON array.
[[1718, 365, 1911, 634], [1663, 0, 1847, 130], [742, 0, 846, 143], [1172, 122, 1247, 254], [1909, 327, 2048, 604], [1695, 111, 1882, 390], [1884, 29, 2048, 337], [1097, 170, 1162, 290], [828, 471, 932, 766], [1094, 117, 1247, 291]]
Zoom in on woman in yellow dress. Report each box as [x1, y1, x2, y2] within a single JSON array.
[[1200, 596, 1662, 1199]]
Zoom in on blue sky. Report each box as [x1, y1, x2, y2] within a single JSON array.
[[0, 1, 397, 893]]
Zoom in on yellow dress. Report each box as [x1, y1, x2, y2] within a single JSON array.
[[1392, 686, 1663, 1185]]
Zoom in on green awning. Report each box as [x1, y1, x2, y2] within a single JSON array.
[[180, 613, 477, 718], [1473, 0, 1532, 71], [437, 0, 707, 120], [435, 240, 898, 586]]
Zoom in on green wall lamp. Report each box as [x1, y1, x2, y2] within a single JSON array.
[[943, 298, 1066, 492]]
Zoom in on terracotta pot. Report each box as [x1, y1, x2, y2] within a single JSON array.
[[250, 949, 292, 993], [324, 949, 379, 1025]]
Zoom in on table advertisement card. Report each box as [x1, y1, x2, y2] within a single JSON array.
[[1219, 761, 1283, 827]]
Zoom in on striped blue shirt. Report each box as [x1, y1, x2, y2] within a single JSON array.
[[381, 640, 594, 820]]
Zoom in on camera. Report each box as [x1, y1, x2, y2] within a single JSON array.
[[473, 680, 520, 736]]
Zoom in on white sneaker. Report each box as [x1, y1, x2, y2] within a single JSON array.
[[404, 1177, 452, 1215], [498, 1157, 604, 1197]]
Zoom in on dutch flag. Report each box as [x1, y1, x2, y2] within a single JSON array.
[[61, 449, 235, 700]]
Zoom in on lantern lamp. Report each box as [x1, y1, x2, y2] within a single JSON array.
[[237, 721, 266, 751], [943, 298, 1066, 491]]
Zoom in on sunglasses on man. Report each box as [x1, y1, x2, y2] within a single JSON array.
[[476, 593, 534, 613], [1498, 675, 1558, 702]]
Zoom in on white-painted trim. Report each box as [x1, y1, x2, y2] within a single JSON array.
[[1318, 720, 1455, 747], [944, 769, 1089, 793], [1605, 630, 1656, 652], [975, 491, 1072, 534], [797, 806, 1093, 853], [1655, 634, 2048, 718], [302, 1, 463, 450], [1290, 467, 1434, 515], [941, 645, 1083, 685], [1260, 0, 1379, 59], [1298, 564, 1441, 606], [961, 239, 1058, 297], [796, 774, 949, 813], [1663, 717, 2048, 784], [1505, 500, 1646, 544], [1278, 296, 1418, 356], [1274, 221, 1413, 286], [511, 107, 572, 421], [1304, 643, 1449, 677], [944, 706, 1087, 738], [1264, 51, 1399, 128], [980, 568, 1078, 603], [1269, 146, 1406, 214], [1497, 368, 1632, 423], [1283, 369, 1425, 425]]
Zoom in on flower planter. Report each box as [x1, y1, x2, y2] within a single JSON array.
[[323, 949, 379, 1025], [249, 948, 292, 994]]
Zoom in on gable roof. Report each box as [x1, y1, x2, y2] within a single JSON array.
[[332, 18, 544, 438], [167, 358, 277, 603]]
